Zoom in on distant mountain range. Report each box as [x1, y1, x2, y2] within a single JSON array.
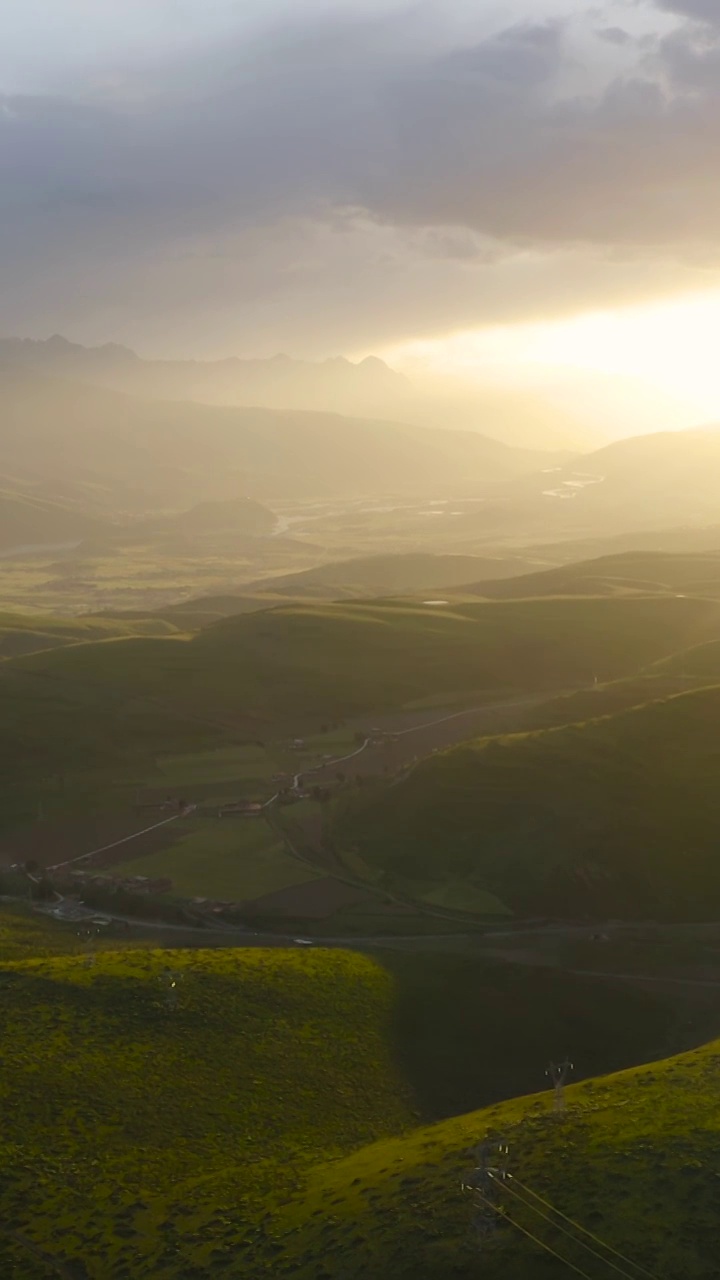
[[0, 334, 409, 419], [0, 334, 596, 451]]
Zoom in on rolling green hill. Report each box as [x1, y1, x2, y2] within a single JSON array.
[[0, 913, 716, 1277], [0, 946, 415, 1276], [0, 611, 180, 659], [239, 552, 535, 600], [464, 549, 720, 600], [246, 1036, 720, 1279], [0, 910, 713, 1278], [335, 684, 720, 920], [1, 595, 717, 796]]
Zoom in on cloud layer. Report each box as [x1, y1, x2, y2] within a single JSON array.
[[1, 1, 719, 354]]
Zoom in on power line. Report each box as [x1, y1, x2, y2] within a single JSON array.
[[474, 1192, 597, 1280], [489, 1174, 643, 1280], [509, 1177, 664, 1280]]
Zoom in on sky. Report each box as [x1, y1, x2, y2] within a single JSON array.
[[3, 0, 720, 426]]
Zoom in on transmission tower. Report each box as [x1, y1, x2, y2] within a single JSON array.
[[546, 1058, 574, 1112], [461, 1136, 509, 1245]]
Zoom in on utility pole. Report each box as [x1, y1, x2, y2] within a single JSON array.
[[546, 1059, 574, 1112]]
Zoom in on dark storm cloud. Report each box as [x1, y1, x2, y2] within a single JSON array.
[[3, 3, 720, 350]]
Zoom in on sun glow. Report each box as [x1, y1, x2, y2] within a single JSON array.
[[383, 291, 720, 422]]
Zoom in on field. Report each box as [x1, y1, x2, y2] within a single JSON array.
[[120, 818, 321, 901], [0, 907, 718, 1277]]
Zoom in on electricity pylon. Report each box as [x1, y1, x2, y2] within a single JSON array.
[[546, 1058, 574, 1112], [461, 1136, 509, 1244]]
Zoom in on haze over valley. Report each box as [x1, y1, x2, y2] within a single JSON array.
[[5, 2, 720, 1277]]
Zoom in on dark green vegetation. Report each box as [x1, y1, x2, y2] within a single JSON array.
[[0, 593, 712, 844], [249, 1037, 720, 1279], [0, 902, 715, 1278], [466, 549, 720, 599], [1, 594, 715, 812], [0, 946, 413, 1276], [123, 551, 538, 630], [337, 683, 720, 920], [120, 818, 320, 901], [239, 551, 534, 600], [0, 610, 180, 659]]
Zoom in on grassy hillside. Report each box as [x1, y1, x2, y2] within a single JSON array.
[[0, 910, 713, 1278], [1, 913, 717, 1277], [1, 595, 716, 796], [653, 637, 720, 679], [465, 549, 720, 599], [0, 610, 180, 659], [0, 947, 416, 1276], [335, 683, 720, 920], [240, 552, 534, 600], [246, 1036, 720, 1279]]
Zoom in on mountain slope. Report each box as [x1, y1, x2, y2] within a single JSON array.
[[464, 550, 720, 600], [0, 334, 412, 417], [0, 910, 709, 1277], [1, 595, 717, 792], [0, 947, 415, 1276], [0, 366, 552, 511], [336, 684, 720, 919], [0, 486, 110, 552], [246, 1036, 720, 1279], [0, 611, 180, 659], [0, 898, 712, 1279], [239, 552, 535, 600], [0, 335, 594, 449], [507, 425, 720, 533]]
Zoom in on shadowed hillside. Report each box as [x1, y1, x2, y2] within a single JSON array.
[[464, 550, 720, 600], [335, 684, 720, 920], [1, 595, 717, 792]]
